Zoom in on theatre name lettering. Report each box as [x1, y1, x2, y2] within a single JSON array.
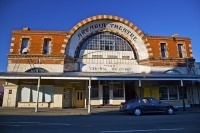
[[78, 23, 138, 42], [83, 64, 132, 72]]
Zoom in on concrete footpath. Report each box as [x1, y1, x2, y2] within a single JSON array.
[[0, 107, 200, 116]]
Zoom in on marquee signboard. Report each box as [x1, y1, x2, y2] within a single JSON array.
[[81, 63, 139, 72]]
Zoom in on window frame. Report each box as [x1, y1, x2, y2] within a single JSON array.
[[160, 43, 167, 58], [159, 86, 187, 101], [113, 81, 124, 98], [178, 44, 183, 58], [90, 80, 99, 98], [21, 38, 30, 54], [43, 38, 51, 54]]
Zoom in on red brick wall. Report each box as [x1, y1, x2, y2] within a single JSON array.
[[9, 29, 68, 65], [10, 30, 68, 55], [147, 36, 192, 58], [8, 28, 194, 67]]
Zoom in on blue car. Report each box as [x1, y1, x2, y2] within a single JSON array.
[[119, 97, 178, 116]]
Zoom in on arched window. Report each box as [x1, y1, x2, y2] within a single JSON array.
[[163, 69, 182, 75], [25, 68, 49, 73], [76, 32, 137, 59]]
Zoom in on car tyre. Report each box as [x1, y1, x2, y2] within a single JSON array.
[[166, 107, 174, 115], [133, 108, 141, 116]]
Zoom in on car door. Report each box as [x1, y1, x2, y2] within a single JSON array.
[[149, 98, 165, 112], [139, 98, 153, 113]]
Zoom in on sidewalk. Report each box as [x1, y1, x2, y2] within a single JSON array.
[[0, 107, 199, 116], [0, 107, 120, 115]]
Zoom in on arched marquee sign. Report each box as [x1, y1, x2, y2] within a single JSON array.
[[64, 15, 151, 72]]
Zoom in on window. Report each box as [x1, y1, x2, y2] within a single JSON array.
[[91, 86, 98, 98], [141, 98, 150, 104], [113, 86, 123, 97], [77, 92, 83, 100], [168, 86, 178, 100], [43, 38, 51, 54], [149, 98, 160, 104], [160, 43, 166, 58], [163, 69, 182, 75], [25, 67, 49, 73], [113, 82, 123, 97], [91, 80, 98, 98], [159, 87, 168, 100], [100, 44, 105, 50], [21, 38, 29, 54], [178, 44, 183, 58], [18, 85, 54, 102], [159, 86, 186, 101], [76, 32, 137, 59], [9, 90, 12, 94]]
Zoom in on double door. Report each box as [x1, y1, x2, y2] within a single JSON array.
[[63, 89, 85, 108]]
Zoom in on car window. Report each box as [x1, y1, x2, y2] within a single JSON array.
[[149, 98, 160, 104], [141, 98, 150, 104]]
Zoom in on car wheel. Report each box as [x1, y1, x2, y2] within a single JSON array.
[[166, 107, 174, 115], [133, 108, 141, 116]]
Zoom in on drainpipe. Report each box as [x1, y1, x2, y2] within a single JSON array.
[[35, 76, 41, 112], [181, 79, 185, 111], [88, 77, 91, 113]]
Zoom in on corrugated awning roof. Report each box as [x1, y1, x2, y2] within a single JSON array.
[[0, 72, 200, 81]]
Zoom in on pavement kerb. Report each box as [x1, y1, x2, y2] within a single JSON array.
[[0, 107, 199, 116]]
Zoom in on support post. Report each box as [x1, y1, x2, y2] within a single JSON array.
[[88, 77, 91, 113], [139, 79, 142, 97], [181, 80, 185, 111], [35, 76, 41, 112]]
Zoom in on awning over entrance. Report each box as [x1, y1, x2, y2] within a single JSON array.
[[0, 72, 200, 81]]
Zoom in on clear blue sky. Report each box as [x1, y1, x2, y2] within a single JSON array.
[[0, 0, 199, 72]]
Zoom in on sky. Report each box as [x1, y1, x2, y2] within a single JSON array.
[[0, 0, 199, 72]]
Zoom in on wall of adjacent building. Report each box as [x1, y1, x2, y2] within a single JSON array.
[[7, 27, 68, 73]]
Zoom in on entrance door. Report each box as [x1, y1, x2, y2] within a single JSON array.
[[103, 86, 109, 105], [125, 81, 137, 102], [63, 89, 71, 108], [75, 90, 85, 108]]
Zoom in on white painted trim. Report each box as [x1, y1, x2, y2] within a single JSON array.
[[0, 76, 199, 81]]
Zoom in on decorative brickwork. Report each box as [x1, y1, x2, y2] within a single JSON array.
[[64, 15, 151, 58], [7, 15, 194, 73]]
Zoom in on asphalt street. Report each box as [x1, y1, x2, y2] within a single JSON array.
[[0, 107, 200, 133]]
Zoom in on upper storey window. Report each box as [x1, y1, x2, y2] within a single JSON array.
[[160, 43, 166, 58], [163, 69, 182, 74], [25, 67, 49, 73], [81, 32, 132, 51], [21, 38, 29, 54], [76, 32, 137, 59], [43, 38, 51, 54], [178, 44, 183, 58]]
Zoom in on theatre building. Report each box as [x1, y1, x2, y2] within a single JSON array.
[[0, 15, 200, 109]]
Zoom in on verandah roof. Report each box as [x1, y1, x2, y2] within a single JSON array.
[[0, 72, 199, 81]]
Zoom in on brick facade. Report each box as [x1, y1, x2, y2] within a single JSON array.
[[3, 15, 199, 109], [7, 15, 195, 73], [8, 28, 69, 72]]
